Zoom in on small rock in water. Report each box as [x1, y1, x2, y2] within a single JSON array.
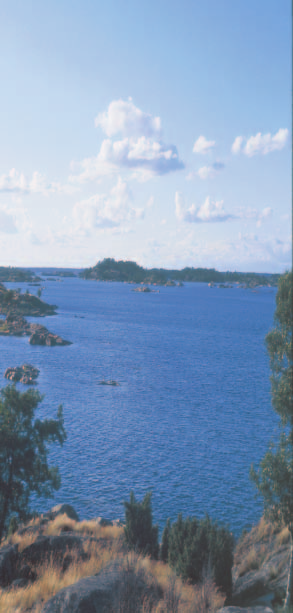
[[4, 364, 40, 385]]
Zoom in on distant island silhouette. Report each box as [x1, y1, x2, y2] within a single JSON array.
[[80, 258, 279, 288]]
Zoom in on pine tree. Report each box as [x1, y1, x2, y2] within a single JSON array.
[[123, 491, 159, 559], [0, 385, 66, 541]]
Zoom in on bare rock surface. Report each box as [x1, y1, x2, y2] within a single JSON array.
[[0, 544, 18, 587], [41, 562, 122, 612]]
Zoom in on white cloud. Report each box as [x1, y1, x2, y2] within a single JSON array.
[[95, 98, 161, 138], [231, 128, 288, 156], [70, 136, 184, 182], [0, 204, 34, 235], [72, 177, 144, 232], [231, 136, 243, 154], [70, 99, 184, 182], [192, 135, 216, 154], [0, 206, 18, 233], [197, 162, 225, 180], [175, 192, 234, 223], [0, 168, 76, 195]]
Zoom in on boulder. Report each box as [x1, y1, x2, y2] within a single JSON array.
[[41, 562, 123, 612], [20, 535, 84, 567], [95, 517, 113, 527], [41, 560, 161, 613], [0, 544, 18, 587], [50, 504, 80, 522]]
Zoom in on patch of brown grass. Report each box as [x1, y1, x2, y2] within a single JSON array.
[[0, 538, 123, 613], [276, 526, 291, 546], [8, 532, 37, 553], [74, 520, 123, 540], [238, 546, 261, 576]]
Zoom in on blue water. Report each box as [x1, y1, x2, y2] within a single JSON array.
[[0, 278, 279, 536]]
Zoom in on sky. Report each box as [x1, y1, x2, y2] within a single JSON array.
[[0, 0, 291, 272]]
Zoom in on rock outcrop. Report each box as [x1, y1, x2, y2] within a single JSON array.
[[4, 364, 39, 384], [0, 314, 71, 346], [41, 562, 123, 613]]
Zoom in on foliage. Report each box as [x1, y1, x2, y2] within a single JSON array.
[[165, 513, 234, 597], [250, 272, 293, 532], [250, 271, 293, 606], [123, 491, 159, 559], [0, 385, 66, 541], [80, 257, 279, 286], [160, 517, 170, 563]]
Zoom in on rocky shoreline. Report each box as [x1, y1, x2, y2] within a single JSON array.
[[0, 313, 71, 346], [0, 283, 71, 346]]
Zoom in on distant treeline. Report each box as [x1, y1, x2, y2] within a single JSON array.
[[0, 267, 39, 283], [80, 258, 280, 286]]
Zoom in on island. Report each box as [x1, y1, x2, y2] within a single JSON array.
[[0, 283, 71, 346], [80, 258, 279, 288], [4, 364, 40, 384], [0, 266, 41, 283]]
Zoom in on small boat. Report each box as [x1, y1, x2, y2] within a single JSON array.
[[99, 380, 120, 386]]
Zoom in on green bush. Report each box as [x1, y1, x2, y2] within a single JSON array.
[[164, 514, 234, 598], [123, 491, 159, 559]]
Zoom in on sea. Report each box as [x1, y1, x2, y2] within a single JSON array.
[[0, 276, 279, 537]]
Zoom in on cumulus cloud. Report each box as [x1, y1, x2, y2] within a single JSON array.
[[0, 204, 33, 235], [192, 135, 216, 154], [72, 177, 144, 232], [175, 192, 234, 223], [231, 136, 244, 154], [0, 168, 76, 195], [95, 98, 161, 138], [196, 162, 225, 180], [70, 99, 184, 182], [0, 206, 18, 233], [231, 128, 288, 156]]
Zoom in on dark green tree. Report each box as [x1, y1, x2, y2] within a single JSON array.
[[166, 514, 234, 598], [0, 385, 66, 541], [123, 491, 159, 559], [160, 517, 171, 562], [251, 271, 293, 607]]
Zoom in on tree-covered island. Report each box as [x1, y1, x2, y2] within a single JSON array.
[[80, 258, 279, 288], [0, 284, 71, 346]]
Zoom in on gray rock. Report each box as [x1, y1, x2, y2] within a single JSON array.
[[95, 517, 113, 527], [0, 544, 18, 587], [50, 504, 80, 522], [41, 562, 122, 612], [21, 535, 84, 566]]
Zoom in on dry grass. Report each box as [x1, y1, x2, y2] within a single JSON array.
[[8, 532, 37, 553], [43, 514, 124, 540], [0, 539, 122, 613], [238, 546, 261, 576], [276, 526, 291, 546], [0, 514, 225, 613], [113, 553, 225, 613]]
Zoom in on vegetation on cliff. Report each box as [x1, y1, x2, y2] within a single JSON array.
[[0, 385, 66, 541], [251, 271, 293, 606], [80, 257, 279, 287]]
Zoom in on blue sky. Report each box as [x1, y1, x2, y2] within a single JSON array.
[[0, 0, 291, 271]]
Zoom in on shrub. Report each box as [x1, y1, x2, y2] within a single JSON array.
[[165, 514, 234, 598], [123, 492, 159, 559]]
